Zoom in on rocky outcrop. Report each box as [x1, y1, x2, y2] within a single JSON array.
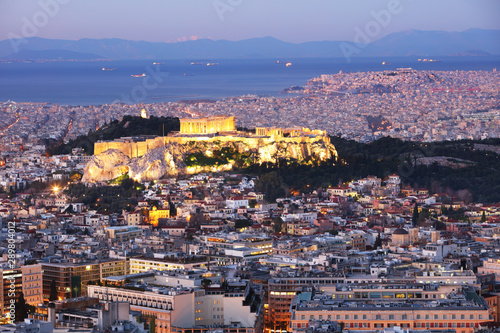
[[82, 135, 337, 183]]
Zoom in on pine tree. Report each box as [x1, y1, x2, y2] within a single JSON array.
[[412, 202, 419, 226], [480, 211, 486, 223], [15, 291, 29, 322], [49, 280, 57, 301], [374, 233, 382, 249]]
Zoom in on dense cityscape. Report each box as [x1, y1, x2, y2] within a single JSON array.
[[0, 64, 497, 333], [1, 1, 500, 332]]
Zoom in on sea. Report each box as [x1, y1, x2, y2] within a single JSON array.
[[0, 56, 499, 106]]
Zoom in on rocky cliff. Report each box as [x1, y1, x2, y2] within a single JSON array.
[[82, 134, 337, 183]]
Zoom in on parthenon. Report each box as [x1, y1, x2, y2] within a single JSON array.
[[179, 116, 236, 134]]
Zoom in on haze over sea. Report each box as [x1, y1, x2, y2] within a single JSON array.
[[0, 56, 499, 106]]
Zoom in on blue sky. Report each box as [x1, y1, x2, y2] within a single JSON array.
[[1, 0, 499, 43]]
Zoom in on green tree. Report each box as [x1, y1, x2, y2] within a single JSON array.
[[412, 202, 419, 226], [374, 233, 382, 249], [480, 211, 487, 223], [272, 217, 284, 233], [49, 280, 57, 301], [15, 291, 30, 322], [254, 171, 286, 203], [149, 317, 156, 333], [201, 278, 211, 288]]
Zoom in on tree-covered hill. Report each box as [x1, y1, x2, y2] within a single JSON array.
[[47, 116, 180, 155], [249, 136, 500, 203]]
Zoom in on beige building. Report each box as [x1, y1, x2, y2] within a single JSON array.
[[479, 258, 500, 282], [105, 226, 142, 242], [179, 116, 235, 135], [87, 282, 263, 333], [21, 264, 43, 306], [124, 210, 142, 226], [289, 285, 492, 333], [391, 228, 410, 246], [130, 256, 217, 274]]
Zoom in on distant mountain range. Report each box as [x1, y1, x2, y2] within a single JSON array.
[[1, 29, 499, 60]]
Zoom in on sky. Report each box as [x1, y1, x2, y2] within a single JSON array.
[[1, 0, 499, 43]]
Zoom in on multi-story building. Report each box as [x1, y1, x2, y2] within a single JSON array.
[[87, 281, 263, 333], [289, 287, 493, 333], [21, 264, 43, 306], [41, 259, 128, 300], [478, 258, 500, 282], [105, 226, 142, 242], [0, 268, 22, 319], [124, 210, 142, 226], [129, 256, 217, 274], [149, 207, 170, 226], [268, 273, 345, 326]]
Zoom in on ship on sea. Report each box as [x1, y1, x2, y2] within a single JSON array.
[[153, 62, 164, 65], [285, 62, 292, 67], [190, 62, 203, 65], [184, 73, 195, 76], [206, 63, 219, 66], [131, 73, 146, 78], [102, 67, 117, 71]]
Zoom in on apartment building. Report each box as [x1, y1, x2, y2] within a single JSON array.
[[42, 259, 128, 300], [87, 282, 263, 333]]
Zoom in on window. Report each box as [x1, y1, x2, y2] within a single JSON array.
[[470, 314, 474, 319], [376, 315, 381, 320], [434, 314, 438, 320], [345, 315, 349, 320], [402, 314, 407, 320], [301, 315, 305, 320], [389, 315, 394, 320], [452, 315, 456, 319], [363, 315, 366, 320], [416, 315, 420, 319], [354, 315, 358, 320], [443, 315, 447, 319], [310, 315, 314, 320], [337, 315, 340, 320], [479, 315, 483, 319], [461, 314, 465, 319], [425, 315, 429, 320]]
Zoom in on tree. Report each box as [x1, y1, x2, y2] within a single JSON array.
[[49, 280, 57, 301], [168, 199, 177, 217], [149, 317, 156, 333], [254, 171, 286, 203], [201, 278, 211, 288], [272, 217, 284, 233], [15, 291, 30, 322], [412, 202, 419, 226], [480, 211, 487, 223], [374, 233, 382, 249]]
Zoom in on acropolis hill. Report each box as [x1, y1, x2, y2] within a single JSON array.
[[82, 116, 337, 183]]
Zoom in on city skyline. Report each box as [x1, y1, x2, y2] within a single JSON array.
[[1, 0, 500, 43]]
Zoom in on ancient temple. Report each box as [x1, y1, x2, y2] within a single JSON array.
[[179, 116, 235, 134]]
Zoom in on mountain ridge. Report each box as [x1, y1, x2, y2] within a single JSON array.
[[1, 29, 499, 60]]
